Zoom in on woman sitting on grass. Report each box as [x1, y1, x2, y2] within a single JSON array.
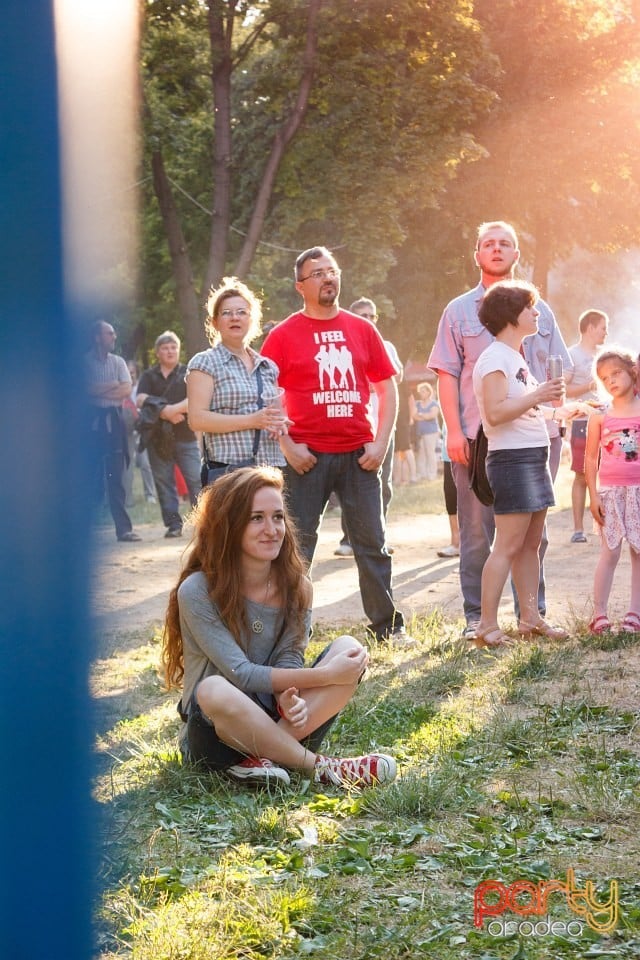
[[162, 466, 397, 788]]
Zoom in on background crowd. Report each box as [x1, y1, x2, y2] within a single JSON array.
[[85, 227, 639, 783]]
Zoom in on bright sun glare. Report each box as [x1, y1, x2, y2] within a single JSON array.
[[54, 0, 139, 309]]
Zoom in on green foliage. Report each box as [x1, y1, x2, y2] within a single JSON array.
[[139, 0, 498, 354], [258, 0, 495, 287], [389, 0, 640, 355], [470, 0, 640, 262], [137, 1, 640, 362], [125, 855, 313, 960], [138, 0, 213, 354]]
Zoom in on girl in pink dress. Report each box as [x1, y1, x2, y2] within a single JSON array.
[[585, 348, 640, 634]]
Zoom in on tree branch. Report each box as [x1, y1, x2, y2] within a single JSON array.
[[234, 0, 322, 277], [150, 149, 204, 356]]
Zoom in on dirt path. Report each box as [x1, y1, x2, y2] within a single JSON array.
[[91, 492, 631, 640]]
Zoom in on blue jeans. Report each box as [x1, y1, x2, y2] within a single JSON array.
[[451, 458, 495, 625], [147, 439, 202, 531], [89, 406, 133, 539], [284, 449, 404, 639], [339, 437, 394, 545], [453, 435, 562, 625]]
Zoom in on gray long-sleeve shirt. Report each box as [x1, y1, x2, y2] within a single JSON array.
[[178, 571, 311, 715]]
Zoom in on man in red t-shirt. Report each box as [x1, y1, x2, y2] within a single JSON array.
[[261, 246, 412, 645]]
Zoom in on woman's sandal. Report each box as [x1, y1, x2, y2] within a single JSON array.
[[473, 626, 513, 648], [518, 620, 569, 640], [621, 611, 640, 634], [588, 615, 612, 635]]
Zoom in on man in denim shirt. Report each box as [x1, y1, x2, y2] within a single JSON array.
[[428, 221, 573, 637]]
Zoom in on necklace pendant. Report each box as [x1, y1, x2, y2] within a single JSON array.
[[250, 574, 270, 634]]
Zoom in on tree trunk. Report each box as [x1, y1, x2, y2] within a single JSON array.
[[234, 0, 322, 278], [204, 0, 235, 295], [150, 149, 205, 357], [531, 218, 551, 301]]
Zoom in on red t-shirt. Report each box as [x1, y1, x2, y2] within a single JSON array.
[[261, 310, 398, 452]]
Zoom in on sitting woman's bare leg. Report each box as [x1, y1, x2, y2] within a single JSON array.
[[197, 676, 316, 772], [196, 668, 397, 788], [278, 634, 364, 742]]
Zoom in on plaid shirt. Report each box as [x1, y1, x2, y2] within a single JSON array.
[[186, 344, 285, 466], [84, 351, 131, 408]]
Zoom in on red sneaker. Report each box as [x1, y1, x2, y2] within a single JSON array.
[[313, 753, 397, 788], [226, 757, 290, 786]]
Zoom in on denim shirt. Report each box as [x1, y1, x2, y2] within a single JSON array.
[[428, 282, 572, 439]]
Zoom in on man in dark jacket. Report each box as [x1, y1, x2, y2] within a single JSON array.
[[137, 331, 201, 537]]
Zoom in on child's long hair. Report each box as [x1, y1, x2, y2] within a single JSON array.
[[162, 467, 308, 689], [595, 347, 638, 387]]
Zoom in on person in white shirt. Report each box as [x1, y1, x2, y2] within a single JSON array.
[[471, 281, 585, 647]]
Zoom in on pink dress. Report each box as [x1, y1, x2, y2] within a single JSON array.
[[597, 413, 640, 551]]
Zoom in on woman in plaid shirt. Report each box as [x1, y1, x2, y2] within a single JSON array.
[[187, 278, 288, 475]]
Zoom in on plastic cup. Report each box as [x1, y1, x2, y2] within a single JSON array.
[[265, 387, 285, 412]]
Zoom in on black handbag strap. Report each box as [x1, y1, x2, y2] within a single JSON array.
[[202, 360, 265, 464], [252, 365, 264, 456], [157, 364, 182, 399]]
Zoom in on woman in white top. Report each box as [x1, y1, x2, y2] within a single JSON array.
[[472, 280, 582, 647]]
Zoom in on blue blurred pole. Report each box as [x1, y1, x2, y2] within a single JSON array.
[[1, 3, 94, 959]]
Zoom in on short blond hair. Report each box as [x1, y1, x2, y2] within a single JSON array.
[[476, 220, 518, 250], [205, 277, 263, 346]]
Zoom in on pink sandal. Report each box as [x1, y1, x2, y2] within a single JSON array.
[[621, 611, 640, 634], [588, 615, 612, 635]]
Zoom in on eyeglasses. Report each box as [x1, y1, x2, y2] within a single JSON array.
[[219, 308, 250, 320], [356, 312, 376, 321], [298, 268, 341, 282]]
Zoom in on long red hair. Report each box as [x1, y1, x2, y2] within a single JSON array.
[[162, 467, 309, 688]]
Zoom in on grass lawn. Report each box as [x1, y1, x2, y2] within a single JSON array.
[[93, 604, 640, 959], [92, 457, 639, 957]]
